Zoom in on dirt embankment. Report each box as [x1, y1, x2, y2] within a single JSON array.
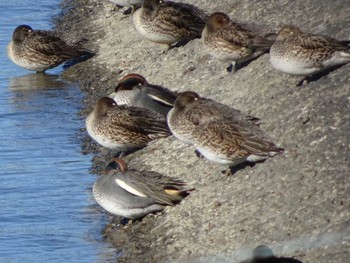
[[55, 0, 350, 262]]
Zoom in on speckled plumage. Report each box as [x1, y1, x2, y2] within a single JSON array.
[[7, 25, 93, 72], [167, 91, 260, 145], [202, 12, 274, 70], [86, 97, 171, 151], [168, 92, 283, 166], [270, 25, 350, 76], [93, 158, 192, 219], [110, 73, 178, 117], [132, 0, 208, 46]]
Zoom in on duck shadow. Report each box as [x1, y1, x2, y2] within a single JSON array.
[[227, 54, 265, 73], [169, 37, 199, 49], [296, 64, 345, 87], [194, 150, 259, 176]]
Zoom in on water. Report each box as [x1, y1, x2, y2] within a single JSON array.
[[0, 1, 117, 262]]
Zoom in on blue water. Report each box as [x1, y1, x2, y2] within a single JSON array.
[[0, 1, 117, 262]]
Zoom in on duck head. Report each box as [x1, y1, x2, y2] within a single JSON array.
[[13, 25, 33, 42], [174, 91, 200, 110], [115, 73, 148, 92], [94, 97, 117, 118], [276, 25, 303, 41], [206, 12, 231, 32]]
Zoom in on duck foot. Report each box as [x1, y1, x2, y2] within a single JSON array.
[[114, 151, 126, 158], [227, 53, 265, 73], [122, 6, 132, 15], [120, 218, 133, 228], [113, 148, 140, 158], [222, 162, 256, 176], [194, 150, 204, 158], [226, 63, 235, 73], [169, 38, 193, 50]]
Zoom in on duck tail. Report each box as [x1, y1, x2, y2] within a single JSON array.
[[62, 50, 95, 69], [253, 36, 275, 51]]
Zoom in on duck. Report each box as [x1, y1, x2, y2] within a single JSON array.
[[93, 158, 193, 219], [109, 73, 178, 117], [167, 91, 261, 145], [7, 25, 94, 72], [132, 0, 208, 48], [270, 25, 350, 76], [167, 91, 283, 167], [86, 97, 171, 154], [202, 12, 274, 72]]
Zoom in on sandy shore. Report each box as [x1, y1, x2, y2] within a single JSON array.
[[55, 0, 350, 262]]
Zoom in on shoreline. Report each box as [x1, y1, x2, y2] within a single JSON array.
[[55, 0, 350, 262]]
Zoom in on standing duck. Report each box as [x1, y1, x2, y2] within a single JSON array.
[[7, 25, 94, 72], [168, 91, 283, 168], [202, 12, 274, 72], [167, 91, 261, 145]]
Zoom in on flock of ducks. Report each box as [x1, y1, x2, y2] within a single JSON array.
[[6, 0, 350, 232]]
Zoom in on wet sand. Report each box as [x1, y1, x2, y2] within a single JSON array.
[[55, 0, 350, 262]]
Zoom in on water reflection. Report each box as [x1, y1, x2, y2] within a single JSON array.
[[8, 73, 67, 111], [0, 0, 118, 257], [8, 73, 66, 91], [0, 73, 118, 262]]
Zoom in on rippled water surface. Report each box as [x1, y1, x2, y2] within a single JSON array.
[[0, 1, 116, 262]]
